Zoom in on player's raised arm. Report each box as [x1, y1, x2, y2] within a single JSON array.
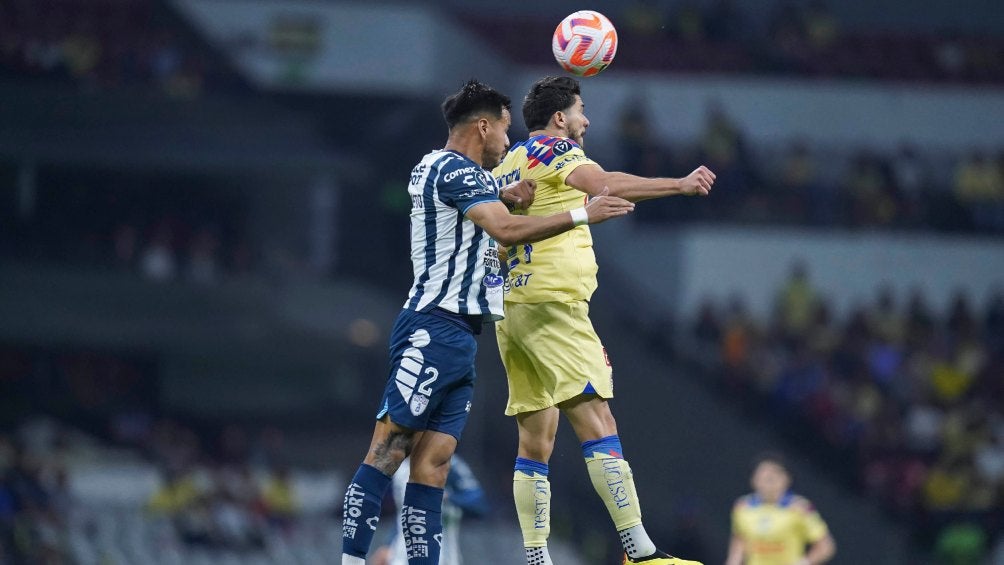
[[465, 187, 633, 247], [565, 162, 716, 202]]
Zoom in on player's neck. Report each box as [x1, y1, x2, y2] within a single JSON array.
[[759, 493, 782, 505], [444, 133, 485, 168], [530, 127, 567, 139]]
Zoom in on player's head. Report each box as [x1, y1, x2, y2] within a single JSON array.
[[522, 76, 590, 146], [750, 452, 792, 502], [442, 79, 512, 168]]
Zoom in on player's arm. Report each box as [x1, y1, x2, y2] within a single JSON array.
[[794, 497, 836, 565], [725, 535, 746, 565], [726, 498, 747, 565], [797, 534, 835, 565], [465, 187, 633, 247], [565, 162, 715, 202]]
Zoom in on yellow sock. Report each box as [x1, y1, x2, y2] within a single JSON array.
[[513, 468, 550, 547], [585, 452, 643, 531]]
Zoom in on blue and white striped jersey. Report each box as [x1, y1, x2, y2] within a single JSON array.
[[404, 149, 505, 321]]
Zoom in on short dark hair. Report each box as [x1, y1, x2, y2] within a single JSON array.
[[522, 76, 581, 131], [752, 451, 790, 475], [441, 79, 511, 129]]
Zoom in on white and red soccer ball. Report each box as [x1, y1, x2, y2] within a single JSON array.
[[552, 10, 618, 77]]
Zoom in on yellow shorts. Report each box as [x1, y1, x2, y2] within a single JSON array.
[[496, 300, 613, 416]]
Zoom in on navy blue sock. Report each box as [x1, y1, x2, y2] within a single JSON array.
[[401, 482, 445, 565], [341, 464, 392, 559]]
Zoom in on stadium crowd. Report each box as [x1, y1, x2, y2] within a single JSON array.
[[1, 172, 255, 284], [0, 0, 235, 95], [687, 264, 1004, 563], [616, 101, 1004, 235], [467, 0, 1004, 84], [0, 410, 323, 564]]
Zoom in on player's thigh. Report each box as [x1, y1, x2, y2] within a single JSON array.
[[560, 394, 618, 442], [377, 309, 477, 435]]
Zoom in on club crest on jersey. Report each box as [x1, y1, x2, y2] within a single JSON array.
[[394, 329, 438, 416], [409, 393, 430, 416], [552, 139, 572, 156], [483, 273, 504, 288]]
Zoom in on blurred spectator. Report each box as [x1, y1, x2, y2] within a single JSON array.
[[261, 465, 300, 529], [775, 141, 818, 221], [621, 1, 667, 38], [699, 102, 755, 208], [774, 261, 819, 343], [890, 144, 929, 226], [690, 281, 1004, 555], [934, 522, 988, 565], [843, 150, 897, 226], [672, 1, 706, 44], [954, 151, 1004, 231], [140, 222, 177, 282], [802, 0, 840, 53]]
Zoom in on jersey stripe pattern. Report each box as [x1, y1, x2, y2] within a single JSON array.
[[404, 149, 505, 321]]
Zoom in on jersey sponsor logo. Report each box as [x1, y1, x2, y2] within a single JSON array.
[[443, 165, 480, 183], [394, 329, 438, 416], [495, 168, 521, 187], [554, 153, 587, 171], [533, 479, 549, 529], [601, 459, 631, 509], [342, 482, 366, 539]]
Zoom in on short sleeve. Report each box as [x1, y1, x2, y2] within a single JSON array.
[[436, 159, 500, 215], [797, 499, 829, 543]]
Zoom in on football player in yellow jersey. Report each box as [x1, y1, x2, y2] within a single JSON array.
[[491, 75, 716, 565], [726, 453, 836, 565]]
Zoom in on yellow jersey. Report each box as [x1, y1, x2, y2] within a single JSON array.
[[492, 135, 598, 303], [731, 493, 829, 565]]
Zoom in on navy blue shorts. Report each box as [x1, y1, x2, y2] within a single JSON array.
[[376, 309, 477, 441]]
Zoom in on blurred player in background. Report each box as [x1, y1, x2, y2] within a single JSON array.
[[340, 79, 635, 565], [726, 453, 836, 565], [491, 75, 715, 565], [372, 454, 488, 565]]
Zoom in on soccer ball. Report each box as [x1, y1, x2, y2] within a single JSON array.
[[552, 10, 618, 77]]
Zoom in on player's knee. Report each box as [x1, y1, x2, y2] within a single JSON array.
[[409, 456, 451, 488], [519, 436, 555, 462], [365, 430, 413, 475]]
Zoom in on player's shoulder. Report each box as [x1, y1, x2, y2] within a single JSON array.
[[431, 150, 480, 175], [783, 493, 819, 513], [733, 494, 756, 509], [535, 135, 582, 156]]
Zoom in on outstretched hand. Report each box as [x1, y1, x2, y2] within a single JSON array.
[[501, 179, 536, 211], [585, 187, 635, 224], [681, 165, 716, 196]]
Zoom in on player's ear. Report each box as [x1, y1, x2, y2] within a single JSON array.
[[553, 111, 565, 129], [478, 117, 490, 137]]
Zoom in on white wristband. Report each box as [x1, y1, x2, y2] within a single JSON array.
[[570, 207, 589, 226]]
